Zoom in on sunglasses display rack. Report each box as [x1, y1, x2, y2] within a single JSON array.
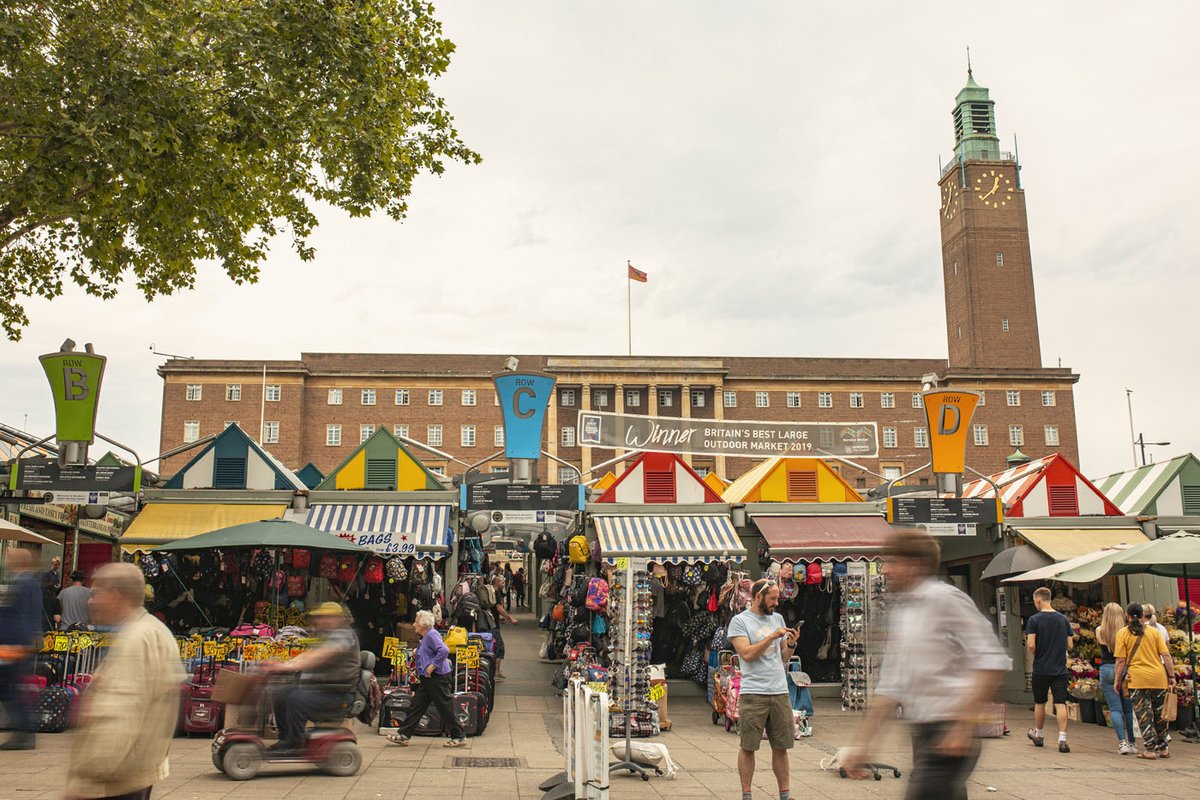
[[840, 561, 872, 712], [608, 564, 654, 727]]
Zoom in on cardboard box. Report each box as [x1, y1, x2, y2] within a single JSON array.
[[212, 669, 259, 705]]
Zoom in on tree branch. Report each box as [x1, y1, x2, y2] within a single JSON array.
[[0, 215, 69, 250]]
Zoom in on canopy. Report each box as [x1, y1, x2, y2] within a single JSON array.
[[0, 518, 56, 546], [981, 545, 1053, 580], [1011, 527, 1148, 562], [305, 503, 453, 557], [121, 502, 288, 552], [753, 515, 893, 561], [153, 519, 371, 554], [1002, 545, 1138, 584], [594, 515, 744, 564], [1049, 531, 1200, 583]]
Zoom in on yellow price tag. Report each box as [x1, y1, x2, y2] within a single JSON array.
[[456, 645, 480, 668], [53, 635, 70, 652], [75, 633, 93, 650], [202, 641, 222, 657], [615, 557, 629, 571], [587, 681, 607, 694], [381, 636, 400, 661], [44, 633, 56, 653], [648, 684, 666, 702]]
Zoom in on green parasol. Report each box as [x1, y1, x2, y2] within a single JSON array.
[[152, 518, 369, 553]]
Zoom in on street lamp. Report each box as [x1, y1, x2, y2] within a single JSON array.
[[1134, 433, 1170, 467]]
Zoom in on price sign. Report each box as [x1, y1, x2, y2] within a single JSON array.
[[43, 633, 56, 653], [587, 681, 608, 694], [202, 641, 223, 658], [381, 636, 401, 661], [648, 684, 666, 702], [243, 643, 265, 661], [456, 645, 480, 668], [53, 635, 70, 652], [74, 633, 94, 650], [615, 557, 629, 571]]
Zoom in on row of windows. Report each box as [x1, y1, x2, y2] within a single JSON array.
[[730, 390, 1055, 409], [949, 253, 1007, 275], [878, 423, 1060, 449], [189, 384, 284, 402]]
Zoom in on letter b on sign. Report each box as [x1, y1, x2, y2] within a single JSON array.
[[922, 390, 980, 474], [64, 368, 89, 400]]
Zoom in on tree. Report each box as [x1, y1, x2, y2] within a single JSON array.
[[0, 0, 480, 339]]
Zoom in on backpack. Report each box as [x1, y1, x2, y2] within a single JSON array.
[[730, 578, 753, 613], [251, 550, 274, 579], [570, 575, 590, 608], [319, 553, 338, 580], [414, 582, 435, 611], [805, 562, 822, 585], [534, 532, 558, 560], [364, 557, 384, 584], [337, 557, 356, 583], [291, 548, 311, 569], [568, 535, 590, 564], [287, 574, 307, 599], [681, 564, 703, 587], [779, 561, 794, 581], [456, 590, 481, 624], [386, 557, 407, 583], [592, 613, 608, 635], [585, 578, 609, 611]]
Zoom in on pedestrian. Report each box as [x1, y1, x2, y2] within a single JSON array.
[[0, 548, 42, 750], [1114, 602, 1176, 760], [485, 575, 518, 680], [503, 563, 514, 612], [45, 555, 62, 590], [1025, 586, 1073, 752], [63, 563, 185, 799], [844, 530, 1010, 798], [726, 577, 799, 800], [59, 570, 92, 629], [513, 568, 527, 608], [387, 609, 467, 748], [41, 571, 62, 631], [1095, 602, 1137, 754], [1142, 604, 1170, 644]]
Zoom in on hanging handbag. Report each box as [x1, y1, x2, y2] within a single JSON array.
[[1163, 688, 1179, 722], [1119, 633, 1144, 699]]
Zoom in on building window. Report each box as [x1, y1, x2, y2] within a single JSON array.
[[915, 427, 929, 448], [225, 384, 241, 401], [1006, 390, 1021, 407], [428, 389, 443, 406], [818, 392, 832, 408], [723, 391, 737, 408], [952, 261, 958, 276], [394, 424, 409, 439], [558, 466, 577, 484], [491, 464, 508, 474], [461, 425, 476, 447], [819, 428, 835, 449], [849, 392, 864, 408], [395, 388, 410, 406], [883, 427, 897, 449], [327, 388, 343, 405], [1009, 425, 1024, 447], [594, 389, 609, 407], [263, 421, 279, 444], [659, 390, 673, 408], [186, 384, 202, 401], [625, 389, 641, 408], [912, 393, 923, 408], [461, 389, 477, 407], [494, 426, 505, 447], [427, 425, 443, 447], [183, 421, 200, 442], [755, 391, 769, 408], [561, 389, 576, 407], [265, 384, 281, 402], [1042, 390, 1056, 407], [995, 252, 1005, 266], [690, 389, 706, 408], [882, 465, 903, 481], [880, 392, 894, 408], [361, 388, 376, 406], [973, 425, 989, 446], [359, 424, 375, 443], [561, 426, 576, 448], [786, 392, 802, 408], [326, 424, 342, 447], [693, 466, 711, 477], [1001, 318, 1010, 332], [1044, 425, 1060, 447]]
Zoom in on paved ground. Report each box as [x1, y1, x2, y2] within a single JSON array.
[[3, 612, 1199, 799]]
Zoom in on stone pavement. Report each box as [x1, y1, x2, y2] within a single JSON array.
[[3, 612, 1198, 800]]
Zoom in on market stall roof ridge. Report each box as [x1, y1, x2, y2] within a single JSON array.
[[316, 427, 445, 491], [1091, 453, 1200, 516], [305, 502, 453, 557], [162, 423, 306, 491], [961, 453, 1121, 517], [592, 513, 745, 564], [722, 457, 865, 504], [1009, 526, 1149, 562], [752, 514, 894, 561], [595, 451, 722, 504]]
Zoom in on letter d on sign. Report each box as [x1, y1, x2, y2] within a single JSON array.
[[922, 389, 980, 475]]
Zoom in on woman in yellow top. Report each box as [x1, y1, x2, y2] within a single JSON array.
[[1113, 602, 1176, 760]]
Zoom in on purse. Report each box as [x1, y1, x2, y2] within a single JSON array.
[[1163, 689, 1179, 722]]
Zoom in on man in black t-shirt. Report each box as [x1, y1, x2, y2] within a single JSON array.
[[1024, 587, 1074, 753]]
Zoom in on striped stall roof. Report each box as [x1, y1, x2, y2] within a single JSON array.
[[594, 515, 745, 564], [962, 455, 1056, 506], [306, 503, 452, 557], [1091, 455, 1194, 515]]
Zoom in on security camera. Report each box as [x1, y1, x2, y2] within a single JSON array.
[[921, 373, 939, 391], [503, 356, 519, 371]]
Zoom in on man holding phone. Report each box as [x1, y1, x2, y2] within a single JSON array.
[[727, 578, 799, 800]]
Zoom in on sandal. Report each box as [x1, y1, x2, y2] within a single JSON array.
[[444, 738, 467, 748], [1159, 750, 1170, 759], [1135, 752, 1157, 760]]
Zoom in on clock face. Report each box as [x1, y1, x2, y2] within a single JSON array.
[[974, 169, 1014, 209], [941, 183, 959, 220]]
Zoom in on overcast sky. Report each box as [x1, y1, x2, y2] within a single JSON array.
[[2, 2, 1197, 479]]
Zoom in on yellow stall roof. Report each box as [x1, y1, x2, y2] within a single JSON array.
[[1014, 527, 1149, 562], [120, 503, 288, 552]]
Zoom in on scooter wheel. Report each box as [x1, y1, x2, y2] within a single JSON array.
[[322, 741, 362, 777], [212, 751, 225, 773], [222, 743, 262, 781]]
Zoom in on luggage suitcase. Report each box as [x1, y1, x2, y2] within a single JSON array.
[[33, 685, 73, 733], [380, 688, 443, 736], [452, 690, 489, 736], [181, 654, 225, 737]]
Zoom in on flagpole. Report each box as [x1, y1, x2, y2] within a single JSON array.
[[627, 260, 632, 356]]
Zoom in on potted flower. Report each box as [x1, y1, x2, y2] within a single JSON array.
[[1068, 673, 1100, 724]]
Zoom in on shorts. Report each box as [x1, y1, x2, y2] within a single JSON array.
[[1031, 673, 1069, 706], [738, 693, 794, 752]]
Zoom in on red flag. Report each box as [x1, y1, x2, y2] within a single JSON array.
[[628, 263, 648, 283]]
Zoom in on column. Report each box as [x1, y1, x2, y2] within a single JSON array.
[[680, 384, 693, 467], [546, 388, 559, 483], [614, 383, 625, 461], [647, 383, 658, 416], [580, 384, 593, 477], [714, 382, 727, 478]]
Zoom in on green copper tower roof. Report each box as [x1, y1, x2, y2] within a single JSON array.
[[953, 68, 1000, 161]]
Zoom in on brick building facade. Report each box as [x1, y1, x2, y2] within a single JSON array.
[[156, 70, 1080, 488]]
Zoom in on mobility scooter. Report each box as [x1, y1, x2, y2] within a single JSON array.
[[212, 651, 375, 780]]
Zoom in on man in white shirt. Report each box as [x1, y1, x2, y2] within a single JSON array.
[[844, 530, 1011, 799]]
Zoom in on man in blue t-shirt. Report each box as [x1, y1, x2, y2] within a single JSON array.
[[727, 578, 799, 800], [1025, 586, 1074, 753]]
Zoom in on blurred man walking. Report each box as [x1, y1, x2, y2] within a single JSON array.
[[0, 548, 42, 750]]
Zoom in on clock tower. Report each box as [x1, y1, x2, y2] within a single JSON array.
[[939, 69, 1042, 369]]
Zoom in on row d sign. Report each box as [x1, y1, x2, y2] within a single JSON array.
[[921, 390, 981, 475]]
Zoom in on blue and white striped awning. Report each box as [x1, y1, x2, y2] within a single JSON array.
[[594, 515, 745, 564], [306, 504, 453, 558]]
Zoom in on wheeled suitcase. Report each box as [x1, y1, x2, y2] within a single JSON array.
[[452, 691, 488, 736], [380, 688, 443, 736], [32, 685, 73, 733], [181, 655, 225, 736]]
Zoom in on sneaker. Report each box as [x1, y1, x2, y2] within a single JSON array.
[[444, 738, 467, 748], [1118, 741, 1132, 755], [1058, 740, 1070, 753], [1027, 729, 1044, 748]]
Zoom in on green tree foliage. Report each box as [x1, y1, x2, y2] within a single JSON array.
[[0, 1, 479, 339]]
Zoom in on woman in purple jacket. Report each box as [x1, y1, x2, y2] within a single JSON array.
[[387, 610, 466, 747]]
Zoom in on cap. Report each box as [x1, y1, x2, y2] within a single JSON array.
[[310, 601, 346, 617]]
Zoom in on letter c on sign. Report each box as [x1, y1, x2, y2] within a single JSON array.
[[514, 386, 535, 419], [939, 404, 960, 436]]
